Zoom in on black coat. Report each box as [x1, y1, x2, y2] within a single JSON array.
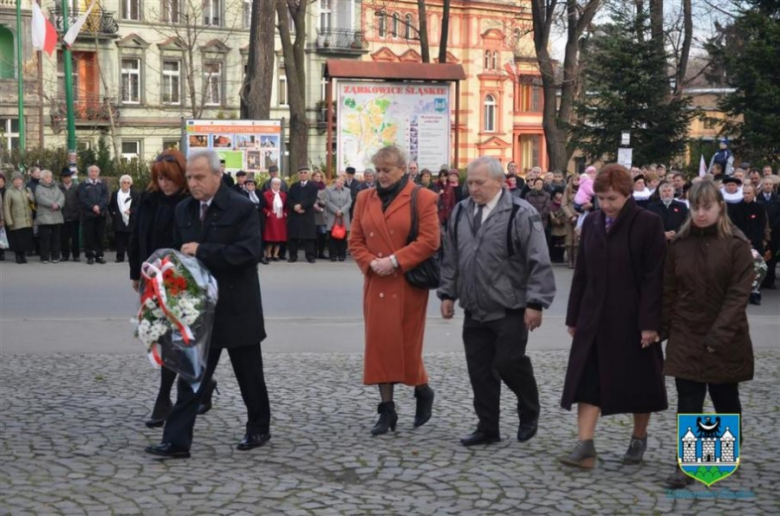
[[730, 201, 767, 253], [173, 185, 265, 348], [286, 181, 319, 240], [345, 177, 361, 218], [59, 183, 81, 222], [647, 200, 689, 232], [109, 189, 138, 233], [77, 180, 109, 218], [758, 193, 780, 250], [129, 189, 189, 281], [562, 199, 668, 415]]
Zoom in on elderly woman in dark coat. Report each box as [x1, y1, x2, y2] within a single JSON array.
[[109, 175, 137, 263], [661, 180, 754, 489], [560, 164, 668, 469]]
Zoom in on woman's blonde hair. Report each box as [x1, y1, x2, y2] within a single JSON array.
[[371, 145, 407, 170], [676, 180, 733, 239]]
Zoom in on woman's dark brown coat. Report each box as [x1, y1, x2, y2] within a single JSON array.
[[562, 198, 668, 415], [662, 224, 754, 384]]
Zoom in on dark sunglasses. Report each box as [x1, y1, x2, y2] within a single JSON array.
[[155, 154, 177, 163]]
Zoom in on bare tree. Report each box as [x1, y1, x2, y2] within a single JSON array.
[[276, 0, 308, 172], [438, 0, 451, 63], [416, 0, 430, 63], [531, 0, 602, 171], [241, 0, 276, 118]]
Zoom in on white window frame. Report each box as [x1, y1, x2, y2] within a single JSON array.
[[163, 0, 180, 23], [122, 0, 141, 21], [484, 50, 491, 69], [121, 58, 142, 105], [242, 0, 251, 29], [121, 140, 141, 162], [203, 61, 222, 106], [0, 118, 20, 151], [203, 0, 222, 27], [484, 94, 496, 133], [319, 0, 332, 31], [162, 59, 181, 105], [278, 74, 288, 107]]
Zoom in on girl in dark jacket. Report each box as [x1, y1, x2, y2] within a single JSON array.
[[661, 180, 754, 489], [129, 150, 216, 428]]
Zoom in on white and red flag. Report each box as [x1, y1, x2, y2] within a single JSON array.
[[63, 0, 98, 47], [31, 1, 58, 56]]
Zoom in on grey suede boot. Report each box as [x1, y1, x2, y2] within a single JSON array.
[[623, 435, 648, 465], [558, 439, 597, 469]]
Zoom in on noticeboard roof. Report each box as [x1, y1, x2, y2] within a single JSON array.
[[324, 60, 466, 82]]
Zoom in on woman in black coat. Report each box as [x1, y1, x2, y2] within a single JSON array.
[[559, 164, 668, 469], [109, 175, 138, 263], [129, 150, 215, 428]]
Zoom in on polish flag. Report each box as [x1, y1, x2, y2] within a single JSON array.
[[699, 154, 708, 177], [63, 0, 98, 47], [31, 2, 58, 56]]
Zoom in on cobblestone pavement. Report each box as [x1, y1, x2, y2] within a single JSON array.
[[1, 350, 778, 516]]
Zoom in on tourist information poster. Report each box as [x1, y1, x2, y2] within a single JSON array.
[[336, 81, 452, 172], [183, 119, 284, 175]]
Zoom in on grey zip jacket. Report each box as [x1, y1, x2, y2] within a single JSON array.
[[437, 189, 556, 322]]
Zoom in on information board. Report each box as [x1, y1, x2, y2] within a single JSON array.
[[183, 119, 284, 175], [336, 81, 451, 172]]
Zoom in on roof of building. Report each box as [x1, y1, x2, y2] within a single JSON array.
[[324, 60, 466, 81]]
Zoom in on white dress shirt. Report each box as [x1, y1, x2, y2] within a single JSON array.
[[474, 189, 504, 224]]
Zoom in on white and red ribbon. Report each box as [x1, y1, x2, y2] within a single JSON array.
[[139, 257, 195, 346]]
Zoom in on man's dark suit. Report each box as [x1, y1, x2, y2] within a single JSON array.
[[758, 192, 780, 287], [77, 179, 110, 259], [286, 180, 319, 262], [162, 184, 270, 450], [344, 176, 360, 220], [647, 200, 689, 233]]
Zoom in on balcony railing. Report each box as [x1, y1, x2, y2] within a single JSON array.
[[50, 94, 120, 131], [51, 6, 119, 38], [315, 29, 368, 53]]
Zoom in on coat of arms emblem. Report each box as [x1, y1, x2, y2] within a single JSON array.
[[677, 414, 741, 486]]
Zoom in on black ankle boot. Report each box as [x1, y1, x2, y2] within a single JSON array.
[[371, 401, 398, 436], [197, 380, 219, 415], [414, 385, 435, 428], [145, 398, 173, 428]]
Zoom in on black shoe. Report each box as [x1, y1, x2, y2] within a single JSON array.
[[371, 401, 398, 436], [260, 257, 269, 265], [196, 380, 219, 415], [517, 418, 538, 443], [61, 256, 69, 262], [272, 257, 279, 262], [338, 256, 346, 262], [318, 253, 328, 260], [145, 398, 173, 428], [331, 257, 337, 262], [237, 432, 271, 450], [665, 467, 695, 489], [749, 292, 761, 305], [307, 258, 316, 264], [21, 254, 27, 263], [460, 430, 501, 447], [116, 257, 125, 263], [145, 442, 190, 459], [287, 257, 297, 263], [15, 253, 23, 264], [95, 257, 106, 264], [414, 385, 434, 428], [87, 257, 95, 265], [73, 257, 81, 262]]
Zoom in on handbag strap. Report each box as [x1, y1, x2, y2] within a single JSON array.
[[407, 185, 422, 244]]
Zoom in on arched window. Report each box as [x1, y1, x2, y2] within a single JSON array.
[[0, 27, 14, 80], [392, 13, 399, 38], [378, 13, 386, 38], [491, 51, 499, 70], [484, 50, 491, 69], [405, 14, 414, 40], [484, 94, 496, 132]]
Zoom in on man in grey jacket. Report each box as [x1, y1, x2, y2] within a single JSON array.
[[438, 156, 556, 447]]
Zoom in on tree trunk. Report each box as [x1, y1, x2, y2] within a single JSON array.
[[92, 33, 121, 170], [416, 0, 430, 63], [277, 0, 308, 174], [241, 0, 275, 119], [649, 0, 664, 51], [532, 0, 601, 171], [438, 0, 450, 63], [674, 0, 693, 98]]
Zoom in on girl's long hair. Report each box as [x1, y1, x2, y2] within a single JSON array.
[[676, 180, 733, 239]]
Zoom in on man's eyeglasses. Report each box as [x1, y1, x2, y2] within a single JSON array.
[[155, 154, 177, 163]]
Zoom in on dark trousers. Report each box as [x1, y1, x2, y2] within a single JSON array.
[[82, 216, 105, 259], [288, 239, 315, 261], [763, 250, 777, 287], [317, 231, 328, 257], [61, 220, 80, 259], [163, 344, 271, 450], [328, 236, 347, 260], [463, 309, 540, 436], [549, 235, 565, 263], [38, 224, 61, 261], [675, 378, 742, 443], [115, 232, 130, 261]]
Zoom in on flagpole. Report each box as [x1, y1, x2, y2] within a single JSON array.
[[15, 0, 26, 152], [61, 0, 76, 152]]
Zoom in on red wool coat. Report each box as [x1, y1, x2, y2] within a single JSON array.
[[349, 181, 440, 386]]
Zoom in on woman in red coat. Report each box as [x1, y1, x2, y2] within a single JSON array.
[[349, 145, 440, 436], [262, 177, 288, 261]]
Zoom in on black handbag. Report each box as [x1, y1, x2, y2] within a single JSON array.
[[404, 186, 441, 289]]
